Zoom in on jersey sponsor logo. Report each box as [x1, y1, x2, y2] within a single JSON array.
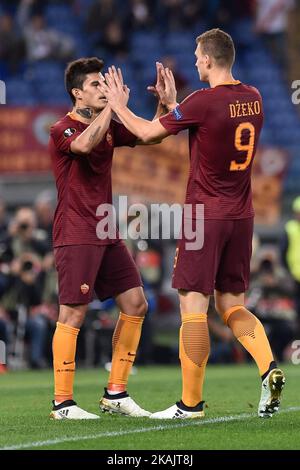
[[63, 127, 76, 138], [106, 131, 113, 146], [80, 283, 90, 294], [172, 106, 183, 121]]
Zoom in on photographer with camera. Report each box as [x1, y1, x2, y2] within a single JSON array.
[[0, 206, 57, 368]]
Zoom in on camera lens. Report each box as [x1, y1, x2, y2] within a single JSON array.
[[19, 222, 29, 231], [22, 261, 33, 271]]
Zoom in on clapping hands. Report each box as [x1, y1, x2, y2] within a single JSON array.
[[147, 61, 178, 110], [99, 62, 178, 112], [98, 66, 130, 112]]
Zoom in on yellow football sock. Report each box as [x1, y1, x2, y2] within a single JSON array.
[[223, 306, 274, 376], [52, 322, 79, 402], [108, 313, 144, 392], [180, 313, 210, 407]]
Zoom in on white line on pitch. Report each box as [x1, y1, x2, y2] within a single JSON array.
[[1, 406, 300, 450]]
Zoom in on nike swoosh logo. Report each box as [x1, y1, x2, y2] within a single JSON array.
[[63, 361, 74, 365]]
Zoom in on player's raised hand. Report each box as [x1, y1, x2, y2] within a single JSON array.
[[98, 66, 130, 111], [147, 62, 165, 100], [161, 66, 177, 109], [107, 66, 123, 91]]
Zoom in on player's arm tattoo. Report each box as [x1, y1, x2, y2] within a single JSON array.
[[88, 126, 101, 142], [76, 108, 93, 120]]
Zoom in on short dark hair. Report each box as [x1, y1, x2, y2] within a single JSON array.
[[64, 57, 104, 104], [196, 28, 235, 68]]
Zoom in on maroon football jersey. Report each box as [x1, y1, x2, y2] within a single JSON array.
[[49, 114, 136, 247], [160, 81, 264, 219]]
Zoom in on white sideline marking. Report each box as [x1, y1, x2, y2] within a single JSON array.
[[1, 407, 300, 450]]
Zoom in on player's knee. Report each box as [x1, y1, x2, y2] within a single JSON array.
[[135, 299, 148, 317], [214, 301, 225, 318], [58, 304, 87, 328], [126, 298, 148, 317]]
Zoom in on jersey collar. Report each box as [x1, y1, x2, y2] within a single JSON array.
[[67, 111, 83, 122], [213, 80, 241, 88]]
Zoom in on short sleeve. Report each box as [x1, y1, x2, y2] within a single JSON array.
[[159, 90, 207, 135], [111, 119, 137, 148], [50, 121, 81, 155]]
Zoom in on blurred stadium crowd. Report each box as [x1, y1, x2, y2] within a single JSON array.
[[0, 0, 300, 372]]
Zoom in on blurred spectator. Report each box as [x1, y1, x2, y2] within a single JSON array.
[[206, 0, 254, 29], [281, 195, 300, 334], [136, 246, 162, 290], [207, 0, 255, 59], [0, 243, 13, 298], [85, 0, 119, 34], [135, 244, 162, 364], [247, 250, 296, 361], [17, 0, 75, 62], [158, 0, 203, 31], [0, 316, 8, 373], [181, 0, 205, 29], [0, 206, 55, 368], [86, 0, 129, 59], [5, 207, 48, 258], [159, 0, 184, 31], [0, 13, 26, 75], [255, 0, 295, 68], [128, 0, 154, 31], [34, 190, 55, 251], [0, 199, 9, 241], [100, 20, 129, 59], [0, 233, 57, 369]]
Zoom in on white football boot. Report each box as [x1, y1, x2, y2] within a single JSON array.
[[50, 400, 100, 420], [150, 401, 205, 419], [100, 389, 151, 417], [258, 368, 285, 418]]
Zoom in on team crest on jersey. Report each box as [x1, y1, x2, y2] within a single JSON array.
[[106, 131, 113, 146], [172, 106, 182, 121], [80, 283, 89, 294], [63, 127, 76, 138]]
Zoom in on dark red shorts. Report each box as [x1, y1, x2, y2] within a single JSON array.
[[172, 218, 254, 295], [54, 240, 143, 305]]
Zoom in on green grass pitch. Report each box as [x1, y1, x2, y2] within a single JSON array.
[[0, 364, 299, 450]]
